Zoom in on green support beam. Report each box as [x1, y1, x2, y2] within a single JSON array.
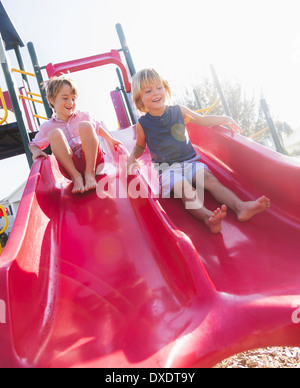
[[0, 34, 33, 167]]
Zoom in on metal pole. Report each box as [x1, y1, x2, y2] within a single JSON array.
[[116, 68, 136, 125], [193, 88, 202, 110], [210, 64, 232, 117], [116, 23, 136, 76], [14, 45, 29, 83], [14, 44, 40, 125], [27, 42, 52, 119], [260, 99, 286, 154], [0, 34, 32, 166]]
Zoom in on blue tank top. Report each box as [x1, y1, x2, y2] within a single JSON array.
[[139, 105, 196, 164]]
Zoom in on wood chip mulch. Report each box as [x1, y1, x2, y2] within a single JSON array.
[[215, 347, 300, 368]]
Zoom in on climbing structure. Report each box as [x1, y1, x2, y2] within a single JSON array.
[[0, 0, 300, 368]]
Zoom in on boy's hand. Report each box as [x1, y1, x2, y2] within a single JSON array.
[[32, 149, 48, 162], [226, 118, 243, 134], [110, 137, 123, 151], [127, 159, 140, 175]]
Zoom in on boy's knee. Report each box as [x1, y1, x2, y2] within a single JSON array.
[[78, 121, 94, 135], [204, 170, 219, 187], [48, 128, 64, 142]]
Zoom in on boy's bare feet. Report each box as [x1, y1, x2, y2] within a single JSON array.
[[236, 196, 271, 222], [72, 175, 85, 194], [206, 205, 227, 234], [84, 174, 98, 192]]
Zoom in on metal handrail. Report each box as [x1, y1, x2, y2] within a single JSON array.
[[250, 127, 269, 139], [196, 99, 221, 116], [19, 94, 44, 104], [0, 205, 8, 235], [11, 68, 36, 77], [0, 204, 8, 255], [0, 87, 8, 125]]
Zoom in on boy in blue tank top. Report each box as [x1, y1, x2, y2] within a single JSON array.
[[127, 68, 270, 233]]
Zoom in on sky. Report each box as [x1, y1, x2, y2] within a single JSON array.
[[0, 0, 300, 199]]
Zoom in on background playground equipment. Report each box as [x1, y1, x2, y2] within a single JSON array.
[[196, 98, 221, 116], [0, 204, 8, 255], [0, 0, 137, 166], [209, 64, 286, 153], [0, 86, 8, 125], [0, 0, 300, 368], [193, 66, 286, 153]]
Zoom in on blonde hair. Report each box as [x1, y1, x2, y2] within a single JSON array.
[[132, 68, 171, 113], [42, 75, 78, 109]]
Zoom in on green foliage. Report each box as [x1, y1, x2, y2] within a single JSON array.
[[173, 77, 292, 144]]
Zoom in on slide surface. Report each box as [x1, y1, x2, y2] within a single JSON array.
[[1, 125, 300, 368]]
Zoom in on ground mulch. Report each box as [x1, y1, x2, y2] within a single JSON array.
[[215, 347, 300, 368]]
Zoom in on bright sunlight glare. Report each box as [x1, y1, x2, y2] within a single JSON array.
[[0, 0, 299, 198]]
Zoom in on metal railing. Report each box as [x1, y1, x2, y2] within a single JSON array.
[[11, 68, 48, 120], [0, 204, 8, 255], [0, 86, 8, 125], [196, 99, 221, 116]]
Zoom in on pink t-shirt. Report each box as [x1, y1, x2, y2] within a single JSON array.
[[29, 110, 102, 157]]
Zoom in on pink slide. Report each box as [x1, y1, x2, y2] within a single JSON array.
[[0, 124, 300, 368]]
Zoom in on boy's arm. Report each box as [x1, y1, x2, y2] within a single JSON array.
[[98, 124, 123, 150], [28, 121, 51, 161], [29, 144, 48, 162], [127, 122, 146, 174], [180, 105, 242, 133]]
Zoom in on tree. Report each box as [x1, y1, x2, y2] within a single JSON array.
[[275, 121, 293, 137], [173, 77, 292, 145]]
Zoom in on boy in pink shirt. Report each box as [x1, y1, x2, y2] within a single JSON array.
[[29, 75, 122, 194]]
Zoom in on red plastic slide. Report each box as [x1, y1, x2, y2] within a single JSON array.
[[0, 124, 300, 368]]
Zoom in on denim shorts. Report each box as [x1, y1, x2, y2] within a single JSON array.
[[155, 155, 210, 197]]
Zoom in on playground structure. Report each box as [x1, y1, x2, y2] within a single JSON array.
[[1, 1, 300, 368], [0, 205, 8, 255]]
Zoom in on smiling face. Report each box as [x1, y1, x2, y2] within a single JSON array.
[[49, 83, 77, 122], [132, 68, 171, 115], [140, 81, 167, 116]]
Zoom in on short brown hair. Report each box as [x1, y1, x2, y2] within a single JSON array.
[[132, 68, 171, 113], [42, 75, 78, 109]]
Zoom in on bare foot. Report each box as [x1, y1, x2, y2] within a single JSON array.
[[72, 176, 85, 194], [237, 196, 271, 222], [206, 205, 227, 234], [84, 173, 97, 192]]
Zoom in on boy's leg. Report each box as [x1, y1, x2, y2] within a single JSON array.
[[49, 129, 85, 193], [194, 170, 270, 222], [78, 121, 100, 191], [173, 179, 227, 234]]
